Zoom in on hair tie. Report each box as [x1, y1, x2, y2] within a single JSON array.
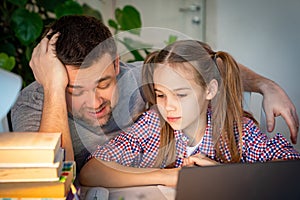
[[211, 52, 221, 73], [213, 52, 218, 62]]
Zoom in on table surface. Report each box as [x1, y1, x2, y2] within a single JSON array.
[[80, 185, 176, 200]]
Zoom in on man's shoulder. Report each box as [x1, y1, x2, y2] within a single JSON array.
[[119, 61, 143, 76], [12, 81, 44, 109], [20, 81, 43, 94], [10, 81, 44, 131], [118, 61, 144, 84], [120, 61, 143, 69]]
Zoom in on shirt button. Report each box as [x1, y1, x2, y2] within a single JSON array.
[[182, 136, 187, 141]]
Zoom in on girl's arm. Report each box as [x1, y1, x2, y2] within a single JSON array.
[[79, 158, 179, 187], [79, 110, 179, 187]]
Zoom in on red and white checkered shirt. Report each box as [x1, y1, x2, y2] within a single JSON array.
[[91, 109, 300, 168]]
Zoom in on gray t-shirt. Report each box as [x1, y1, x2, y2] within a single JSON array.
[[11, 61, 146, 173]]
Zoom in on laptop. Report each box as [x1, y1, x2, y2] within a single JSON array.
[[176, 160, 300, 200]]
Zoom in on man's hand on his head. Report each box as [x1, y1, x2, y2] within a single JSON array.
[[30, 31, 68, 90]]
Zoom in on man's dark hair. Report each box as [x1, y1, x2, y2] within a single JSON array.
[[45, 15, 117, 67]]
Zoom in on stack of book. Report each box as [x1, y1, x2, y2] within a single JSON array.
[[0, 132, 76, 199]]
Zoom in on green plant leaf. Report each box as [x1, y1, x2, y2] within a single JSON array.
[[0, 43, 16, 57], [0, 52, 16, 71], [122, 5, 142, 30], [25, 46, 34, 61], [115, 8, 122, 24], [11, 8, 43, 46], [115, 5, 142, 35], [7, 0, 27, 7], [82, 3, 103, 21], [108, 19, 119, 31], [118, 38, 146, 61], [164, 35, 178, 45], [54, 0, 83, 18]]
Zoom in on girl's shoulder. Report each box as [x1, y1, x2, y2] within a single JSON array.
[[242, 116, 261, 135], [125, 109, 161, 138], [139, 108, 161, 123]]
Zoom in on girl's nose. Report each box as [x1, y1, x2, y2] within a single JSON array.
[[165, 96, 177, 111]]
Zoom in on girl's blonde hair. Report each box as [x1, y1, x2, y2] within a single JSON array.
[[142, 40, 257, 167]]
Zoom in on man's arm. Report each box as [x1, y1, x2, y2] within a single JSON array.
[[40, 84, 74, 161], [79, 158, 179, 187], [239, 63, 299, 143], [29, 33, 74, 161]]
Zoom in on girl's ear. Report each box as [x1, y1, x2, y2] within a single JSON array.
[[206, 79, 218, 100]]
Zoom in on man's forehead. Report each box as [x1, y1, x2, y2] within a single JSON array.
[[66, 54, 115, 82]]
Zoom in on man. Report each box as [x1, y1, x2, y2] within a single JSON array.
[[11, 15, 299, 174]]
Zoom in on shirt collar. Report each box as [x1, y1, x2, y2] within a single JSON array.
[[174, 108, 212, 145]]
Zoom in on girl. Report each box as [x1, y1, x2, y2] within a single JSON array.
[[80, 40, 300, 187]]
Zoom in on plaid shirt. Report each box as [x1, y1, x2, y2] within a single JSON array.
[[92, 109, 300, 168]]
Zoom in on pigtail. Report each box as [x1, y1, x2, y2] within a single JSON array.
[[212, 51, 244, 163]]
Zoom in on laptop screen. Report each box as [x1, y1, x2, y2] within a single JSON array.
[[176, 160, 300, 200]]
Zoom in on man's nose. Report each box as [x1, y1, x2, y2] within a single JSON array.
[[85, 90, 104, 108]]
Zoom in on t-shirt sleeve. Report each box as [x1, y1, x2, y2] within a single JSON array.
[[10, 82, 43, 132], [242, 119, 300, 162]]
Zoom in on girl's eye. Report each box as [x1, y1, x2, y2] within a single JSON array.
[[177, 94, 187, 98], [156, 94, 165, 98], [155, 93, 165, 98]]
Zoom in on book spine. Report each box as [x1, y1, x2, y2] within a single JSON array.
[[0, 149, 64, 182]]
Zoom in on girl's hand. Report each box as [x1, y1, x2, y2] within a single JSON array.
[[182, 153, 219, 167]]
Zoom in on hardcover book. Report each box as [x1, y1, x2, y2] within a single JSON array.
[[0, 148, 64, 182], [0, 132, 61, 164], [0, 161, 75, 198]]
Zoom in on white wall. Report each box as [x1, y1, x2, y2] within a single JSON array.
[[206, 0, 300, 150], [78, 0, 205, 41]]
